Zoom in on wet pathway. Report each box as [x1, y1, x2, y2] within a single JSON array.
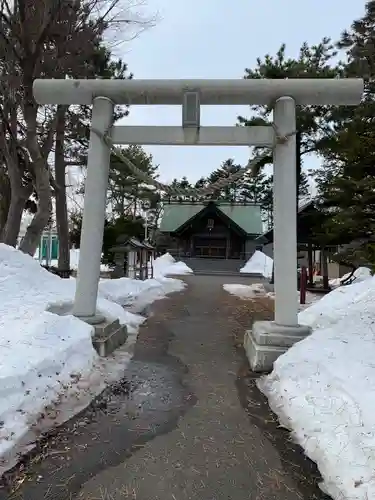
[[2, 275, 327, 500]]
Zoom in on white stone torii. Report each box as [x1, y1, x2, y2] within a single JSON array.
[[33, 78, 363, 370]]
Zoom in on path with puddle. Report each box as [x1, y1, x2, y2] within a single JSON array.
[[2, 275, 328, 500]]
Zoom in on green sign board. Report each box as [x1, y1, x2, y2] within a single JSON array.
[[40, 235, 59, 260]]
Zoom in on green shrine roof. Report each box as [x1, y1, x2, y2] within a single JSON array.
[[159, 202, 263, 235]]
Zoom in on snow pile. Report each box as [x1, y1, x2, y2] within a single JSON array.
[[153, 252, 193, 277], [0, 244, 184, 473], [299, 274, 375, 331], [223, 283, 270, 299], [240, 250, 273, 278], [223, 283, 320, 311], [258, 274, 375, 500], [329, 266, 372, 288], [99, 275, 185, 312]]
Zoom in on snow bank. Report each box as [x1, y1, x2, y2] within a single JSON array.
[[99, 276, 185, 312], [0, 245, 97, 463], [299, 273, 375, 331], [240, 250, 273, 278], [153, 252, 193, 277], [0, 244, 185, 474], [223, 283, 320, 311], [329, 266, 372, 288], [258, 274, 375, 500], [223, 283, 270, 299]]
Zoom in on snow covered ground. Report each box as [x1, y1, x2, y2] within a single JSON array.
[[223, 282, 272, 299], [0, 245, 187, 476], [223, 282, 320, 311], [258, 270, 375, 500], [240, 250, 273, 278]]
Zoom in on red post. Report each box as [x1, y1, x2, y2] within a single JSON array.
[[300, 266, 307, 305]]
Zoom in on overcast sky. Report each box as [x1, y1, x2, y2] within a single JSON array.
[[117, 0, 364, 184]]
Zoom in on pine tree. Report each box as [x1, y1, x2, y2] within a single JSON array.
[[251, 171, 310, 230], [106, 145, 158, 218], [204, 159, 242, 201], [167, 177, 193, 202], [58, 45, 131, 271], [238, 40, 341, 207], [240, 169, 269, 203], [314, 1, 375, 267]]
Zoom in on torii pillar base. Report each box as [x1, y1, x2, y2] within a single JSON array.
[[244, 320, 311, 372]]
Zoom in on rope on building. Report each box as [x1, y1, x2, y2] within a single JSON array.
[[91, 124, 296, 198]]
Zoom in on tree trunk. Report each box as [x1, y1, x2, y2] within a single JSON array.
[[0, 172, 11, 236], [19, 102, 52, 256], [19, 162, 52, 256], [0, 155, 33, 247], [1, 194, 27, 246], [0, 103, 31, 246], [55, 105, 70, 271]]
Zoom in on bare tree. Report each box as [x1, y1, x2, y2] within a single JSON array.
[[0, 0, 155, 259]]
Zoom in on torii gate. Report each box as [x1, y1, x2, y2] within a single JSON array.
[[33, 78, 363, 371]]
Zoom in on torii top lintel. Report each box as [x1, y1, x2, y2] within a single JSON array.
[[33, 78, 364, 107]]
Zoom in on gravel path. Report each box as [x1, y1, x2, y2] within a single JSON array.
[[78, 275, 327, 500], [2, 275, 327, 500]]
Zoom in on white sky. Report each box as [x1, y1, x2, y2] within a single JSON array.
[[116, 0, 364, 184]]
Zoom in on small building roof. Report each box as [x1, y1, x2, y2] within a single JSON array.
[[256, 201, 321, 245], [160, 201, 263, 235], [142, 240, 156, 250], [109, 237, 147, 253], [256, 200, 352, 246]]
